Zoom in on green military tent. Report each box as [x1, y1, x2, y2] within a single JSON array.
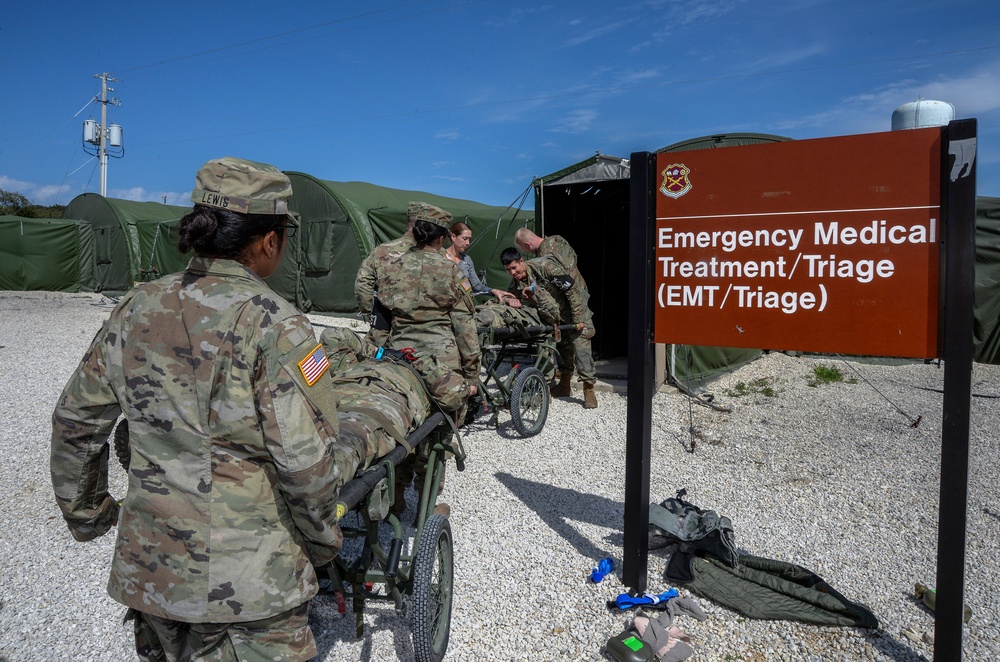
[[277, 174, 534, 315], [51, 182, 534, 314], [534, 136, 1000, 380], [0, 216, 95, 292], [534, 134, 792, 384], [61, 194, 189, 294]]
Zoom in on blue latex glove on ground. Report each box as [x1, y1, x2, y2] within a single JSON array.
[[608, 588, 680, 611], [590, 558, 615, 583]]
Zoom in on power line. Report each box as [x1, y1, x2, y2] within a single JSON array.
[[116, 1, 485, 80], [131, 42, 1000, 148]]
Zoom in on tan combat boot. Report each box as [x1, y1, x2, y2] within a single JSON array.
[[551, 372, 573, 397], [583, 382, 598, 409]]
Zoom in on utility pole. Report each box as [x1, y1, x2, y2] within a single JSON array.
[[83, 73, 124, 197]]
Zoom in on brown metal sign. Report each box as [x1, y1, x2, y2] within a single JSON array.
[[654, 128, 942, 358]]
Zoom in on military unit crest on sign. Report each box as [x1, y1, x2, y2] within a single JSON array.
[[660, 163, 692, 199]]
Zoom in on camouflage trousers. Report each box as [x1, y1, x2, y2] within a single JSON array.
[[126, 602, 315, 662], [557, 322, 596, 383]]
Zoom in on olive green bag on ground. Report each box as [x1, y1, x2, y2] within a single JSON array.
[[649, 493, 878, 628]]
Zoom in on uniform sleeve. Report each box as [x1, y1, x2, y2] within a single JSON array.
[[449, 270, 481, 384], [461, 255, 492, 296], [354, 251, 377, 314], [541, 258, 588, 324], [530, 285, 562, 325], [51, 323, 122, 542], [255, 315, 353, 567]]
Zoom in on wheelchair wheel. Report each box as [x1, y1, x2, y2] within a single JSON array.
[[510, 366, 549, 437], [411, 513, 454, 662]]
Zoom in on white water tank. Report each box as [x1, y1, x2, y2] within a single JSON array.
[[891, 99, 955, 130]]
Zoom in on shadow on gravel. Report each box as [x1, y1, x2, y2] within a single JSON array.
[[863, 628, 929, 661], [460, 410, 532, 440], [310, 597, 415, 661], [495, 472, 623, 561]]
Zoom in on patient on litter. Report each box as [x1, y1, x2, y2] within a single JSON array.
[[319, 326, 467, 474]]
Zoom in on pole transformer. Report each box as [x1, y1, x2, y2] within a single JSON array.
[[83, 73, 123, 197]]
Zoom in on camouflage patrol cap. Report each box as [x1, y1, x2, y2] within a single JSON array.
[[407, 201, 452, 228], [191, 156, 297, 223]]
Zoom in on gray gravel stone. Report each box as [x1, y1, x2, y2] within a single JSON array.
[[1, 290, 997, 661]]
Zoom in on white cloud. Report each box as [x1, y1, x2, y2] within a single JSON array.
[[618, 68, 661, 84], [642, 0, 747, 40], [486, 5, 554, 28], [549, 109, 598, 134], [740, 43, 829, 73], [561, 19, 637, 48], [667, 0, 746, 25], [435, 130, 461, 141], [901, 67, 1000, 116], [32, 184, 75, 204], [772, 59, 1000, 135], [0, 175, 34, 191], [0, 175, 74, 205], [110, 187, 188, 206]]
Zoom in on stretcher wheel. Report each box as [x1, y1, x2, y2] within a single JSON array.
[[411, 513, 454, 662], [510, 366, 549, 437]]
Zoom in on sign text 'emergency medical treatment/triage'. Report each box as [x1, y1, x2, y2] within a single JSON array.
[[653, 128, 942, 358]]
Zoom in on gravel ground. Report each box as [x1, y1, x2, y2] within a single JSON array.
[[1, 290, 998, 661]]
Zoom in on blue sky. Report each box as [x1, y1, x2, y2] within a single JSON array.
[[2, 0, 998, 208]]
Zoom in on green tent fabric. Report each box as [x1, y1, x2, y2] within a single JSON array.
[[532, 134, 790, 375], [132, 218, 188, 282], [280, 174, 534, 314], [975, 196, 1000, 364], [61, 194, 189, 294], [0, 216, 95, 292]]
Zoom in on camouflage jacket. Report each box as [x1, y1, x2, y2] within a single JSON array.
[[538, 235, 589, 296], [51, 257, 351, 623], [354, 233, 416, 313], [376, 245, 481, 390], [514, 255, 592, 326]]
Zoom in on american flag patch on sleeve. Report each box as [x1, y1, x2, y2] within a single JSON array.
[[298, 344, 330, 386]]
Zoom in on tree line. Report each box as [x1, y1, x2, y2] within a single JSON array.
[[1, 188, 66, 218]]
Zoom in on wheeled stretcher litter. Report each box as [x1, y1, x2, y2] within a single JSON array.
[[318, 407, 464, 662], [473, 322, 575, 437]]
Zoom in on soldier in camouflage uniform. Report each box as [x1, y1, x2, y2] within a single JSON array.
[[502, 245, 598, 408], [376, 202, 481, 406], [354, 211, 417, 346], [50, 157, 361, 661], [515, 227, 589, 297], [513, 229, 598, 407], [376, 202, 481, 518]]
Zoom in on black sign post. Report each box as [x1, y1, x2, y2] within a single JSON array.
[[624, 124, 978, 659], [934, 118, 977, 661], [623, 151, 657, 590]]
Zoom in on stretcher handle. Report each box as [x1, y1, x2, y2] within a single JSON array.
[[336, 412, 446, 512]]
